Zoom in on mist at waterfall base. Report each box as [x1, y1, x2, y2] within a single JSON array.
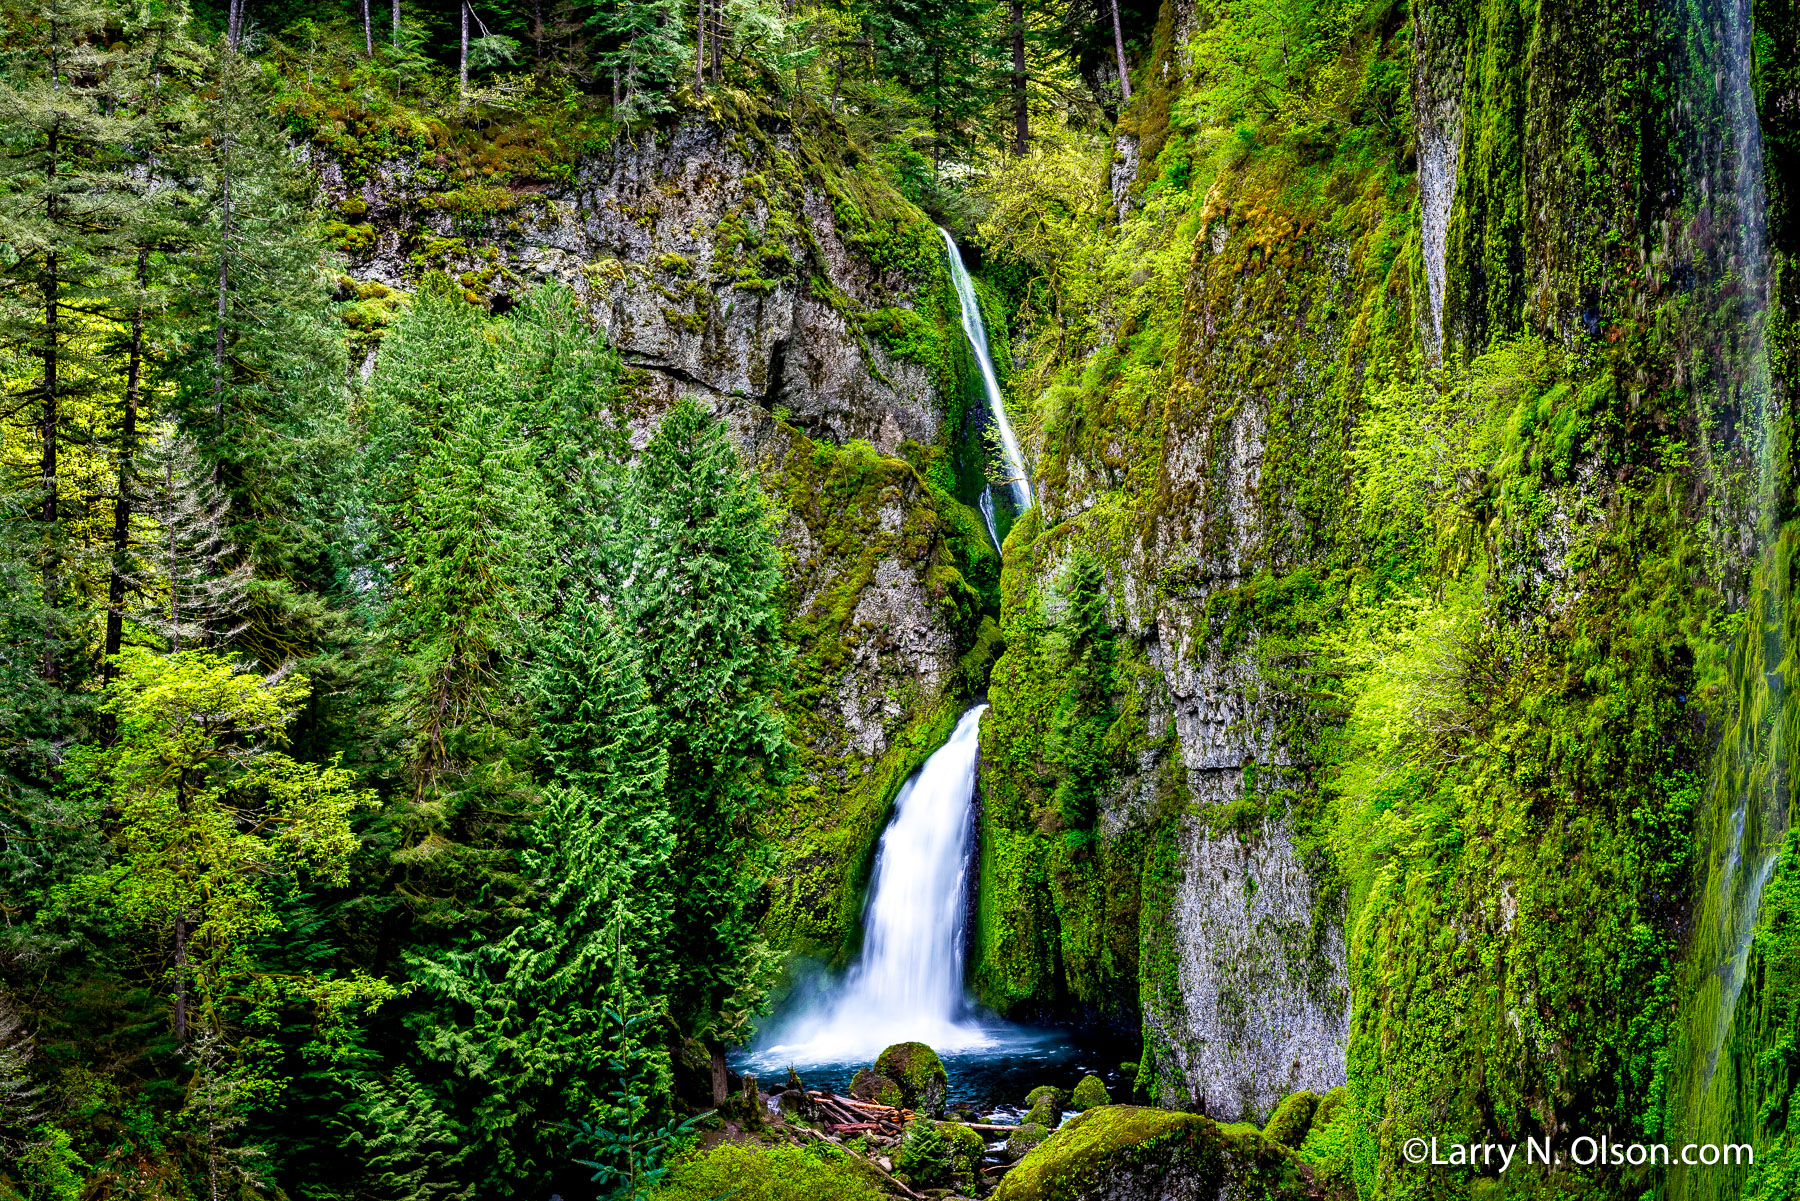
[[739, 706, 1130, 1109]]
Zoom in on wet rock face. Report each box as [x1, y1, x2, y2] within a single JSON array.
[[322, 116, 940, 456], [1143, 814, 1348, 1120]]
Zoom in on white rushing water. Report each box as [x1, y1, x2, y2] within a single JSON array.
[[1696, 0, 1784, 1086], [747, 705, 1012, 1068], [939, 229, 1032, 550]]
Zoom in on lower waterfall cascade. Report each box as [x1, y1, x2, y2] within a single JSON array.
[[746, 704, 1004, 1067]]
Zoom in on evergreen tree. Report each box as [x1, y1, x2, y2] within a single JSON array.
[[862, 0, 1002, 168], [621, 397, 789, 1060], [407, 605, 670, 1195], [0, 0, 145, 684], [130, 428, 253, 653], [590, 0, 686, 120], [362, 277, 552, 930], [166, 33, 348, 655]]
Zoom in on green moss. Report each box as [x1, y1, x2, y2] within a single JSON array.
[[874, 1042, 948, 1117], [1261, 1091, 1318, 1148], [1070, 1075, 1111, 1112], [849, 1070, 903, 1109], [993, 1106, 1306, 1201], [653, 1142, 884, 1201]]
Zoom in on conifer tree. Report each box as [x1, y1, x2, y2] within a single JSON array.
[[130, 429, 253, 653], [408, 604, 670, 1194], [168, 35, 347, 597], [363, 279, 553, 928], [0, 0, 144, 683], [622, 397, 790, 1061]]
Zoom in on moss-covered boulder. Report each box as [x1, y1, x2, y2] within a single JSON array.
[[1005, 1123, 1050, 1159], [1262, 1090, 1319, 1148], [1069, 1075, 1110, 1112], [939, 1122, 987, 1176], [849, 1069, 903, 1109], [1310, 1085, 1350, 1132], [993, 1106, 1307, 1201], [1026, 1085, 1067, 1110], [874, 1042, 948, 1116]]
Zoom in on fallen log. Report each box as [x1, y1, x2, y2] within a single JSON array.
[[827, 1122, 881, 1133]]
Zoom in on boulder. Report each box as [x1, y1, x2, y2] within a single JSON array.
[[850, 1069, 904, 1108], [992, 1106, 1307, 1201], [1262, 1090, 1320, 1148], [875, 1042, 949, 1117], [1005, 1123, 1050, 1160], [939, 1121, 987, 1176], [1070, 1075, 1111, 1112], [1024, 1085, 1065, 1128]]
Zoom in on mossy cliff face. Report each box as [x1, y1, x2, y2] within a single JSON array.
[[323, 101, 999, 969], [981, 0, 1798, 1192]]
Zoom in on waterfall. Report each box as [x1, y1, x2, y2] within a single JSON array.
[[940, 229, 1033, 550], [1664, 0, 1787, 1187], [749, 705, 1002, 1067]]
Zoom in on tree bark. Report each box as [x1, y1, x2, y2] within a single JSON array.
[[40, 125, 60, 683], [173, 910, 189, 1041], [1011, 0, 1027, 154], [106, 245, 149, 677], [361, 0, 372, 55], [695, 0, 706, 91], [459, 2, 469, 93], [227, 0, 243, 50], [709, 1041, 729, 1106], [212, 81, 232, 503], [709, 4, 721, 84], [392, 0, 400, 44], [1110, 0, 1131, 102]]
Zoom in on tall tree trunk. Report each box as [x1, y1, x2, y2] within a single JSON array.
[[1110, 0, 1131, 102], [361, 0, 372, 55], [106, 245, 149, 678], [227, 0, 243, 50], [212, 92, 232, 503], [459, 2, 470, 94], [709, 1041, 729, 1107], [40, 126, 60, 684], [695, 0, 706, 91], [172, 910, 189, 1041], [392, 0, 400, 44], [1011, 0, 1027, 154], [709, 4, 721, 83]]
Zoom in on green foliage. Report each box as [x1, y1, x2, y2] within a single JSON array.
[[620, 396, 793, 1043], [895, 1116, 954, 1187], [65, 648, 386, 1035], [650, 1141, 883, 1201], [565, 1007, 710, 1201], [1069, 1074, 1110, 1112]]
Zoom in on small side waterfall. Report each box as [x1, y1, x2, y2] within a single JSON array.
[[940, 229, 1033, 550], [750, 706, 1002, 1066]]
